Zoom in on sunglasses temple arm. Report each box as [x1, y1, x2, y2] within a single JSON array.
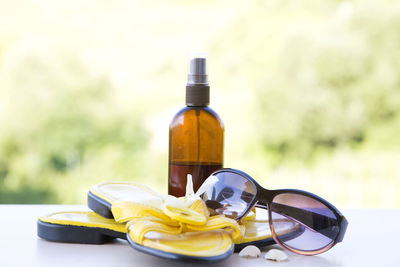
[[271, 203, 340, 241]]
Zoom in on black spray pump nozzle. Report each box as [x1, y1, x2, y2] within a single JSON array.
[[187, 56, 209, 85], [185, 55, 210, 106]]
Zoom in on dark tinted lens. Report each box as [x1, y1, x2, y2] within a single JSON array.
[[271, 193, 339, 252], [202, 171, 256, 219]]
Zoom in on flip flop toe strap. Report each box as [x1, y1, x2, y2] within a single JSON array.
[[121, 199, 244, 245]]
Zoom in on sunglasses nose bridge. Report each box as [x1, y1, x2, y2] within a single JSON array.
[[253, 189, 273, 210], [256, 187, 273, 201]]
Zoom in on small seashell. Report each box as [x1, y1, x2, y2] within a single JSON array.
[[264, 249, 288, 262], [239, 245, 261, 258]]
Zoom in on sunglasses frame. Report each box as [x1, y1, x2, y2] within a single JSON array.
[[210, 168, 348, 256]]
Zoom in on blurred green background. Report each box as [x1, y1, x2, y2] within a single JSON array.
[[0, 0, 399, 208]]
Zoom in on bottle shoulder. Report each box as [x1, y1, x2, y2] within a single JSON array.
[[170, 106, 224, 129]]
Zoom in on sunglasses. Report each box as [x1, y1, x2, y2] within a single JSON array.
[[201, 168, 348, 255]]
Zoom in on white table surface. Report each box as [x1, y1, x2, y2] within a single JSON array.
[[0, 205, 398, 267]]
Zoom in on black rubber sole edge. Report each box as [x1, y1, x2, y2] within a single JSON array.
[[88, 191, 114, 218], [234, 237, 276, 252], [127, 232, 233, 262], [37, 220, 126, 244]]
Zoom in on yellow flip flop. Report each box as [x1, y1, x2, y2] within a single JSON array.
[[123, 199, 242, 261], [87, 181, 300, 251]]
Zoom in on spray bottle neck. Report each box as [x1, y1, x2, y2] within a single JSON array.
[[185, 56, 210, 107], [185, 85, 210, 107]]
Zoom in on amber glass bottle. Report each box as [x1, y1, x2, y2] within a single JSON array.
[[168, 56, 224, 197]]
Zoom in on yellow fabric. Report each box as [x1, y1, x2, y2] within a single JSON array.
[[89, 182, 161, 205], [241, 207, 256, 221], [140, 230, 233, 257], [122, 198, 239, 257], [125, 215, 235, 257], [125, 214, 243, 245], [163, 205, 206, 226], [241, 220, 272, 243], [117, 201, 243, 245], [190, 199, 210, 217], [111, 201, 179, 226], [186, 215, 244, 243], [126, 217, 183, 244]]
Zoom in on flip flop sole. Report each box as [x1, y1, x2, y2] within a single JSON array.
[[126, 233, 234, 262], [234, 238, 276, 252], [88, 191, 113, 218], [37, 220, 126, 244]]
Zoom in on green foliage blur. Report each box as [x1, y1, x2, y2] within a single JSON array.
[[0, 58, 149, 203], [0, 0, 399, 207]]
